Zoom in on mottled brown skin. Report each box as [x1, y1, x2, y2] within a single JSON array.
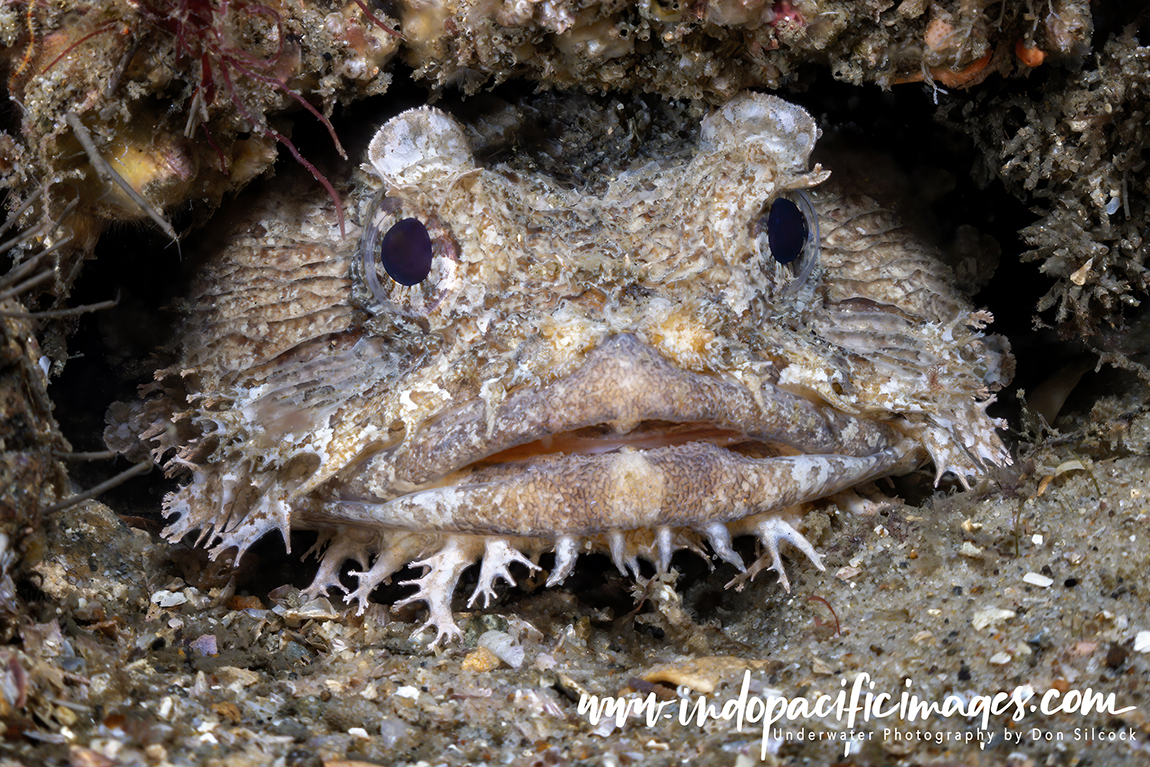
[[109, 94, 1011, 644]]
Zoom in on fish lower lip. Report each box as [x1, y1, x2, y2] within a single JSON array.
[[325, 440, 914, 537]]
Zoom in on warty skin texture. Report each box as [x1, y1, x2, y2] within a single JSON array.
[[110, 94, 1012, 644]]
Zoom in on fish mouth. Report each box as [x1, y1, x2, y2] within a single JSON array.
[[326, 334, 919, 538]]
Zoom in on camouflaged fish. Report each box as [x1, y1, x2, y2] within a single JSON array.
[[107, 93, 1012, 644]]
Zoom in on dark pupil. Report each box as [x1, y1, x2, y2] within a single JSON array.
[[766, 197, 808, 266], [380, 218, 433, 286]]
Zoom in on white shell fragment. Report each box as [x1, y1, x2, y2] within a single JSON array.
[[959, 542, 984, 558], [477, 630, 526, 669], [972, 607, 1017, 631], [271, 596, 341, 627], [151, 590, 187, 608], [835, 566, 862, 581], [1022, 572, 1054, 588]]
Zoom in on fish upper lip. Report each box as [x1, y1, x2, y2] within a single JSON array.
[[336, 333, 905, 496]]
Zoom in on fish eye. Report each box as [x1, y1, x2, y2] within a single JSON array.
[[357, 197, 462, 320], [766, 197, 807, 265], [380, 217, 434, 286], [755, 190, 820, 293]]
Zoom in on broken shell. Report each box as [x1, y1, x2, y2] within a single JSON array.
[[972, 606, 1016, 631], [271, 595, 341, 627], [477, 629, 525, 669]]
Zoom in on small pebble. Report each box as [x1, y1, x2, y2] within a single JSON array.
[[461, 646, 502, 673], [189, 634, 218, 656], [959, 542, 983, 558]]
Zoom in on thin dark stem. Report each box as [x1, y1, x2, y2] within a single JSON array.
[[41, 461, 153, 514], [0, 238, 73, 292], [53, 450, 117, 461], [44, 21, 122, 73], [0, 269, 52, 301], [218, 65, 346, 236], [0, 298, 117, 318], [0, 185, 46, 243], [236, 63, 346, 159], [65, 112, 178, 242]]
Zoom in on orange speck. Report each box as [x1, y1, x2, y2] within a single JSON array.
[[211, 701, 243, 724], [227, 594, 265, 610], [1015, 38, 1047, 67]]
